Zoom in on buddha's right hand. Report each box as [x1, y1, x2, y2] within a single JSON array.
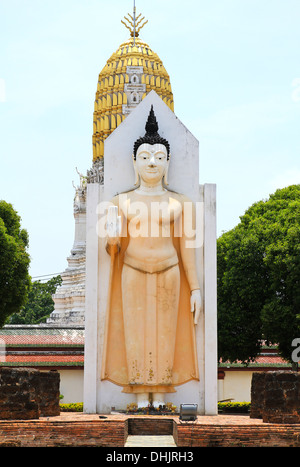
[[106, 205, 122, 245]]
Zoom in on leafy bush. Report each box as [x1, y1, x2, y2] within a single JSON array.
[[126, 402, 177, 414], [218, 402, 250, 413], [9, 275, 62, 324], [0, 200, 31, 326], [217, 185, 300, 363], [60, 402, 83, 412]]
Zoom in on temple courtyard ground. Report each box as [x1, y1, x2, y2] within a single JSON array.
[[0, 412, 300, 447]]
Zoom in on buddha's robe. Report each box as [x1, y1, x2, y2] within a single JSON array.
[[101, 190, 200, 394]]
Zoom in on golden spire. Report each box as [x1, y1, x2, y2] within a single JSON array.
[[92, 2, 174, 161], [121, 0, 148, 44]]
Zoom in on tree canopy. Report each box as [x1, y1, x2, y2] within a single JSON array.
[[8, 275, 62, 324], [0, 201, 31, 327], [217, 185, 300, 364]]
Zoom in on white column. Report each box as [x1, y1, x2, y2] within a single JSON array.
[[204, 183, 218, 415], [83, 183, 100, 413]]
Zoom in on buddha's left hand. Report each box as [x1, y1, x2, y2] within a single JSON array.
[[190, 289, 202, 325]]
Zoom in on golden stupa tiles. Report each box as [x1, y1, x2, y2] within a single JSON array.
[[92, 13, 174, 161]]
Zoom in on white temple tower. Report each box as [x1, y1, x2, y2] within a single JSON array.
[[47, 171, 87, 324]]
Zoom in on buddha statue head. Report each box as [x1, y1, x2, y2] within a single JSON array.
[[132, 106, 171, 186]]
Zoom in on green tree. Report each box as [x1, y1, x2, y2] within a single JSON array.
[[217, 185, 300, 363], [0, 201, 31, 327], [9, 275, 62, 324]]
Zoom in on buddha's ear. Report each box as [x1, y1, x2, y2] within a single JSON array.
[[163, 157, 170, 186], [132, 154, 140, 186]]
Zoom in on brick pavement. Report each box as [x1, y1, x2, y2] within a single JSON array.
[[125, 435, 177, 447], [38, 411, 267, 427], [0, 412, 299, 447]]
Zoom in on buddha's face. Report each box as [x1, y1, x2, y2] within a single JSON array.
[[135, 143, 169, 185]]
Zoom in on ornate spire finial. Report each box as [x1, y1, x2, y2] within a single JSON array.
[[121, 1, 148, 44]]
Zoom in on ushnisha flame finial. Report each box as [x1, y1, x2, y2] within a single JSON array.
[[133, 106, 171, 160], [121, 1, 148, 44]]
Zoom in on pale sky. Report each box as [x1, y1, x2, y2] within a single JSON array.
[[1, 0, 300, 279]]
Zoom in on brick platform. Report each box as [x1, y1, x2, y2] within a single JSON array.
[[0, 413, 300, 447], [251, 371, 300, 423], [0, 368, 60, 420]]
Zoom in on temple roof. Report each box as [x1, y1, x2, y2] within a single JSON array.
[[0, 325, 84, 347], [219, 346, 294, 370], [0, 326, 84, 369]]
